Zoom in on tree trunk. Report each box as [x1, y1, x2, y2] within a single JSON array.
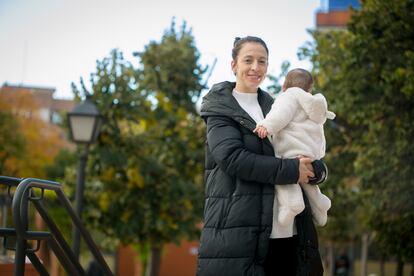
[[396, 259, 404, 276], [379, 255, 385, 276], [145, 245, 162, 276], [360, 233, 370, 276], [327, 243, 335, 276], [349, 240, 355, 276], [411, 258, 414, 276]]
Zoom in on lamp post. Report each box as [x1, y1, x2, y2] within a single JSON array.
[[67, 97, 102, 260]]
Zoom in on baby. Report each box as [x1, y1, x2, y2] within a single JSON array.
[[254, 68, 334, 237]]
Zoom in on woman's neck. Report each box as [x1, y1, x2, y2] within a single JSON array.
[[234, 84, 258, 93]]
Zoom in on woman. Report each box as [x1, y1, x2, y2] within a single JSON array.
[[197, 36, 326, 276]]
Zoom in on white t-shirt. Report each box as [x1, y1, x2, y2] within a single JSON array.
[[232, 89, 264, 123]]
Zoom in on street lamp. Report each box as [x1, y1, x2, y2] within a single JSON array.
[[67, 97, 102, 260]]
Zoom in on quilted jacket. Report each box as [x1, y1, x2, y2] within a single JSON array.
[[197, 81, 325, 276]]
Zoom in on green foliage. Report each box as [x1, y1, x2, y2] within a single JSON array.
[[266, 61, 291, 96], [0, 110, 25, 175], [299, 30, 365, 244], [347, 0, 414, 260], [45, 149, 77, 182], [38, 149, 78, 242], [135, 18, 207, 113], [72, 20, 206, 251], [300, 0, 414, 260]]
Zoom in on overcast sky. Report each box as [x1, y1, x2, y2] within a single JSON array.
[[0, 0, 322, 99]]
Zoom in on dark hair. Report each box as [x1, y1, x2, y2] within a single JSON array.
[[284, 68, 313, 92], [232, 36, 269, 60]]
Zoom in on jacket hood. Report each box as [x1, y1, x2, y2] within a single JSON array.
[[200, 81, 274, 130], [200, 81, 239, 118]]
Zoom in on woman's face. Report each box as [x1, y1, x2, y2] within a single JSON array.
[[231, 42, 268, 93]]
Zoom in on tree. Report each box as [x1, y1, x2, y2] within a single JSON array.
[[0, 109, 25, 176], [73, 19, 206, 276], [0, 89, 65, 178], [136, 19, 206, 113], [266, 60, 291, 96], [0, 88, 73, 272], [0, 103, 25, 233], [348, 2, 414, 274], [134, 20, 207, 276], [300, 0, 414, 274]]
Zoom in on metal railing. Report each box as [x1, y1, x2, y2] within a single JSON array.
[[0, 176, 113, 276]]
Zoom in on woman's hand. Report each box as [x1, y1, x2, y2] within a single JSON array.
[[298, 157, 315, 184]]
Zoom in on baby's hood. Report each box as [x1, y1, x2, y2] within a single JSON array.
[[288, 87, 336, 124]]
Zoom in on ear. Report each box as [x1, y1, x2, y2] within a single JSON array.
[[231, 60, 237, 75]]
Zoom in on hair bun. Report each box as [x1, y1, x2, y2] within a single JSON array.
[[233, 37, 241, 46]]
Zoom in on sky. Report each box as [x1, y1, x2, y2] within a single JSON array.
[[0, 0, 322, 99]]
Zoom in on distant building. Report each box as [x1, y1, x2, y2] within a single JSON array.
[[0, 83, 75, 124], [316, 0, 361, 30]]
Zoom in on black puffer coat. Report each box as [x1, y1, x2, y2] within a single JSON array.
[[197, 82, 325, 276]]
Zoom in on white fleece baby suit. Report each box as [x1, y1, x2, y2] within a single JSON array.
[[257, 87, 335, 238]]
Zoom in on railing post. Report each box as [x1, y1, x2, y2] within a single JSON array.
[[1, 190, 9, 255], [14, 187, 30, 276]]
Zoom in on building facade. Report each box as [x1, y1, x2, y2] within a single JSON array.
[[316, 0, 361, 30], [0, 83, 74, 124]]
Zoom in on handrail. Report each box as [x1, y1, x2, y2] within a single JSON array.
[[12, 178, 59, 239], [0, 176, 114, 276], [0, 176, 21, 255], [0, 176, 22, 202], [1, 177, 50, 276], [0, 176, 22, 187]]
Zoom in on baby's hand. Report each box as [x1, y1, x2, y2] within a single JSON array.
[[253, 126, 269, 139]]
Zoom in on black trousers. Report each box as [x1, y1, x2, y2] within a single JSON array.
[[264, 236, 298, 276]]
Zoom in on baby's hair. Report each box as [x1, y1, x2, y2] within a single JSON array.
[[232, 36, 269, 60], [284, 68, 313, 92]]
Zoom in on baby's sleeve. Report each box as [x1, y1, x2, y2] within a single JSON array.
[[256, 92, 297, 135]]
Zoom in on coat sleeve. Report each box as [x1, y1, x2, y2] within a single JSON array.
[[206, 115, 299, 185], [256, 92, 297, 134], [309, 159, 328, 184]]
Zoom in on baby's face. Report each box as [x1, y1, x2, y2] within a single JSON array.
[[282, 82, 287, 92]]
